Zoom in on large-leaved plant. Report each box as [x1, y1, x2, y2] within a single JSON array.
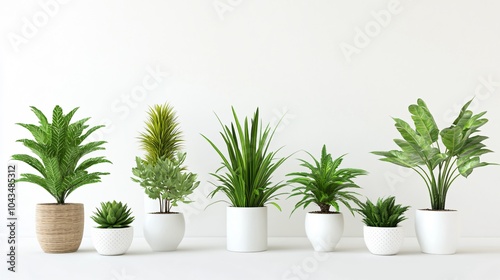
[[12, 106, 111, 204], [372, 99, 496, 210]]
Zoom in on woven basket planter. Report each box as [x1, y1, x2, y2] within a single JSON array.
[[36, 203, 84, 253]]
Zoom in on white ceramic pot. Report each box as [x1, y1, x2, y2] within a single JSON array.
[[91, 226, 134, 256], [226, 207, 267, 252], [305, 212, 344, 251], [415, 209, 459, 254], [144, 213, 185, 251], [363, 225, 404, 255]]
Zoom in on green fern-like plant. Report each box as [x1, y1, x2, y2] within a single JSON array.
[[356, 196, 409, 227], [202, 107, 288, 209], [91, 201, 135, 228], [287, 145, 367, 214], [131, 152, 200, 213], [12, 106, 111, 204], [139, 103, 183, 164]]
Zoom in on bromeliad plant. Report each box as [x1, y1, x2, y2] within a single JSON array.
[[372, 99, 496, 210], [92, 201, 135, 228], [12, 106, 111, 204], [132, 103, 199, 213], [287, 145, 367, 214], [202, 107, 288, 209], [131, 152, 200, 213], [356, 197, 409, 227]]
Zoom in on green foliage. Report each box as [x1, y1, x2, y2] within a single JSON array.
[[202, 107, 288, 209], [131, 152, 200, 213], [139, 103, 183, 165], [12, 106, 111, 204], [373, 99, 496, 210], [356, 196, 409, 227], [287, 145, 367, 214], [91, 201, 135, 228]]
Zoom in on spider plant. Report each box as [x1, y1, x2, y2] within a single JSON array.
[[202, 107, 288, 209], [356, 196, 409, 227], [12, 105, 111, 204], [287, 145, 367, 214], [372, 98, 496, 210]]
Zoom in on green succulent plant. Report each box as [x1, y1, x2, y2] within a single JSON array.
[[287, 145, 367, 214], [356, 196, 409, 227], [91, 201, 135, 228], [132, 152, 200, 213], [372, 99, 496, 210], [139, 103, 183, 165], [202, 107, 288, 209], [12, 106, 111, 204]]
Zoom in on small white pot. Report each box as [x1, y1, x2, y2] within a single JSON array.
[[144, 213, 185, 251], [305, 212, 343, 251], [227, 207, 267, 252], [415, 209, 459, 254], [91, 226, 134, 256], [363, 225, 404, 255]]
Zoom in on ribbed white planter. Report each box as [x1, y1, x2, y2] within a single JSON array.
[[227, 207, 267, 252], [305, 212, 344, 252], [415, 209, 459, 254], [363, 225, 404, 255], [144, 213, 185, 251], [91, 227, 134, 256]]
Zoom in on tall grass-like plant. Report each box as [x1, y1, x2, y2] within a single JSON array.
[[12, 106, 111, 204], [288, 145, 367, 214], [139, 104, 183, 164], [202, 107, 287, 209], [356, 197, 409, 227], [372, 99, 496, 210]]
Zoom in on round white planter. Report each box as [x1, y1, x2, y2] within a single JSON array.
[[227, 207, 267, 252], [91, 226, 134, 256], [415, 209, 459, 254], [363, 225, 404, 255], [305, 212, 343, 252], [144, 213, 185, 251]]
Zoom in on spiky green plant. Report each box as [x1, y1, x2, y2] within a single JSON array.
[[12, 106, 111, 204], [372, 99, 496, 210], [287, 145, 367, 214], [356, 196, 409, 227], [91, 201, 135, 228], [139, 103, 183, 164], [131, 152, 200, 213], [202, 107, 288, 209]]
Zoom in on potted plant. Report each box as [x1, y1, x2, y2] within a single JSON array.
[[202, 108, 288, 252], [356, 196, 409, 255], [287, 145, 367, 252], [91, 201, 135, 256], [131, 103, 199, 251], [12, 105, 111, 253], [373, 98, 496, 254]]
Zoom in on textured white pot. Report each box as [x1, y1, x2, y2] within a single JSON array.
[[144, 213, 185, 251], [227, 207, 267, 252], [363, 225, 404, 255], [91, 227, 134, 256], [415, 209, 459, 254], [305, 212, 344, 251]]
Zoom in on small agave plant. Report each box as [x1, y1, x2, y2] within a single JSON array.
[[91, 201, 135, 228], [91, 201, 135, 255]]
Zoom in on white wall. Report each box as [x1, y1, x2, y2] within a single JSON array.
[[1, 0, 499, 239]]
